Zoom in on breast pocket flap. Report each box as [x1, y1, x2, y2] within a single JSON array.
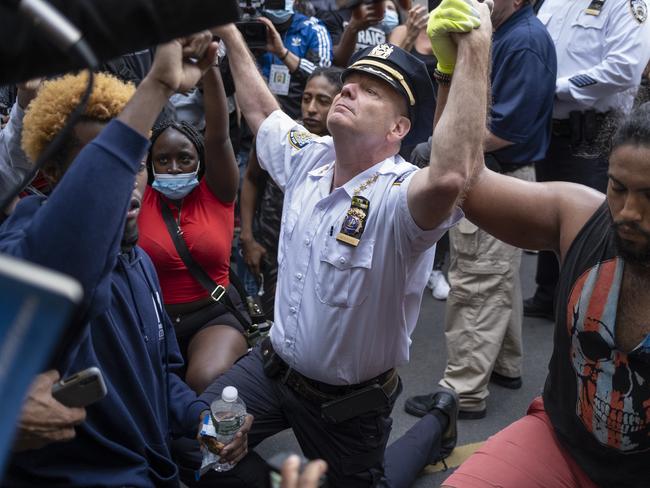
[[320, 238, 375, 270], [572, 12, 606, 30]]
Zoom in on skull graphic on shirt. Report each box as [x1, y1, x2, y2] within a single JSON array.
[[567, 259, 650, 452]]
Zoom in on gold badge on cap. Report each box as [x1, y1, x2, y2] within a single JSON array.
[[368, 44, 394, 60], [336, 196, 370, 247]]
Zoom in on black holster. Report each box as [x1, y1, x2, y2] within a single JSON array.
[[569, 109, 599, 145]]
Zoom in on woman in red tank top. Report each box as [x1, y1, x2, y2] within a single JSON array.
[[138, 63, 246, 393]]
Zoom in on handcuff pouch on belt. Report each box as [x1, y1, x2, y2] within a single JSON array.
[[262, 339, 285, 379]]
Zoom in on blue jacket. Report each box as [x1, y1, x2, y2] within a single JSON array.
[[1, 120, 207, 487]]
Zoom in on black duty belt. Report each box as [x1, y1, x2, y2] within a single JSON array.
[[499, 162, 532, 174], [552, 110, 611, 138], [260, 337, 399, 405], [484, 153, 533, 175]]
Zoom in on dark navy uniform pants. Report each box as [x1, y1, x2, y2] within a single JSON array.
[[176, 345, 443, 487]]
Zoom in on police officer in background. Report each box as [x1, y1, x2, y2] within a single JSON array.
[[525, 0, 650, 319], [189, 0, 494, 485]]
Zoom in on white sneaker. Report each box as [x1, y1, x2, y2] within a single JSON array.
[[427, 270, 450, 300]]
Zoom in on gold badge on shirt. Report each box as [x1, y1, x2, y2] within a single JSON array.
[[585, 0, 605, 15], [336, 196, 369, 247]]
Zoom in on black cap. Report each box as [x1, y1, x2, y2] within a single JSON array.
[[342, 43, 435, 146]]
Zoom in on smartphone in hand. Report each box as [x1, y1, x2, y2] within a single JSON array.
[[52, 367, 107, 408]]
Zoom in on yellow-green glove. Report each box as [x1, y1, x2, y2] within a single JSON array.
[[427, 0, 481, 75]]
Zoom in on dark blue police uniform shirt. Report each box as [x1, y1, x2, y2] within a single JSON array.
[[489, 5, 557, 165]]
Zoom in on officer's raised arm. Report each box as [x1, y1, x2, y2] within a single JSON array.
[[406, 0, 492, 231], [212, 24, 281, 136]]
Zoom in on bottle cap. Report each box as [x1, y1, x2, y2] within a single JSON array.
[[222, 386, 238, 402]]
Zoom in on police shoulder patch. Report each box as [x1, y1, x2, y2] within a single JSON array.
[[630, 0, 648, 23], [288, 129, 315, 150]]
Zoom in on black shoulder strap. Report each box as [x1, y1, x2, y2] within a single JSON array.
[[159, 199, 251, 329], [533, 0, 546, 14], [228, 267, 248, 304]]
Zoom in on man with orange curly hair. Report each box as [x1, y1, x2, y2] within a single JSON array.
[[0, 34, 254, 487]]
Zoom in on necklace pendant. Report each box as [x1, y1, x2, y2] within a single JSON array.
[[336, 196, 370, 247]]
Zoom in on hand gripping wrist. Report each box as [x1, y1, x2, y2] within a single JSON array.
[[427, 0, 481, 75], [436, 58, 455, 76]]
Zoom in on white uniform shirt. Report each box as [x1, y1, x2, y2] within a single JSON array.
[[538, 0, 650, 118], [257, 111, 461, 385]]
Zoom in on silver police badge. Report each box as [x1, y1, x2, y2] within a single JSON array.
[[630, 0, 648, 23]]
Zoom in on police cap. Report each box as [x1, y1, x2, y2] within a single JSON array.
[[342, 43, 435, 146]]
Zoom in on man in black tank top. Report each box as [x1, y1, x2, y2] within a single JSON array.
[[438, 102, 650, 487]]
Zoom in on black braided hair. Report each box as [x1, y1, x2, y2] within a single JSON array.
[[147, 120, 205, 184]]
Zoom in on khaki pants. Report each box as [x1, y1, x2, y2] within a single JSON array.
[[439, 164, 534, 411]]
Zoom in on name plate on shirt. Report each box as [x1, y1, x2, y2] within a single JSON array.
[[585, 0, 605, 15], [269, 64, 291, 96]]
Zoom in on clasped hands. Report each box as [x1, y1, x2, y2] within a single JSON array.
[[427, 0, 493, 75]]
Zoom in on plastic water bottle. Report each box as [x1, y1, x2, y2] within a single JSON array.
[[210, 386, 247, 472]]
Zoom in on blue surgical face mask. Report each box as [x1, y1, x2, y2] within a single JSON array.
[[152, 166, 200, 200], [383, 10, 399, 32], [262, 4, 294, 25]]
